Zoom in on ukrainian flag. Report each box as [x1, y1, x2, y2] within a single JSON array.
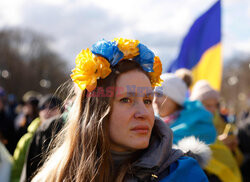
[[167, 0, 222, 91]]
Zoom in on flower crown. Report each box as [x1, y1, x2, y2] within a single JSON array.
[[71, 38, 163, 92]]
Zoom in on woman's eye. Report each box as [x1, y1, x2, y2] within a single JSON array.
[[120, 98, 131, 103], [144, 99, 152, 105]]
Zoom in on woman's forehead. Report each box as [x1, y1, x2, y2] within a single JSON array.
[[116, 70, 151, 87], [115, 70, 153, 96]]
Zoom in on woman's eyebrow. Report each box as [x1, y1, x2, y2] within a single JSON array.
[[117, 90, 153, 97], [115, 91, 136, 97], [127, 91, 154, 97], [126, 91, 137, 97]]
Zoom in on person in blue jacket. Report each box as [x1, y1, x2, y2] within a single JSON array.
[[32, 38, 208, 182], [154, 73, 217, 145]]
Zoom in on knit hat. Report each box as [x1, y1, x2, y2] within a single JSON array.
[[155, 73, 187, 106], [190, 80, 219, 101]]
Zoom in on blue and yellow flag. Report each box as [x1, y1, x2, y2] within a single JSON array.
[[167, 0, 222, 91]]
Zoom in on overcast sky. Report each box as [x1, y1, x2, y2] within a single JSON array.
[[0, 0, 249, 70]]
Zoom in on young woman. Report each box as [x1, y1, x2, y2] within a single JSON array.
[[153, 73, 217, 145], [32, 38, 208, 182]]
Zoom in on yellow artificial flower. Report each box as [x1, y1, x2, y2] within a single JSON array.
[[149, 56, 163, 87], [113, 38, 140, 59], [96, 56, 112, 79], [71, 49, 111, 92]]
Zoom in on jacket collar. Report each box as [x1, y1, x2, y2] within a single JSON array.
[[127, 118, 183, 181]]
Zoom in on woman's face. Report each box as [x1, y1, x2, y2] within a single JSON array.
[[109, 70, 155, 152], [202, 98, 219, 115], [153, 94, 179, 117], [23, 103, 33, 115], [39, 104, 61, 123]]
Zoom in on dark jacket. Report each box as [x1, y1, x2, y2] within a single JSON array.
[[20, 116, 64, 182], [0, 110, 17, 154], [124, 118, 208, 181]]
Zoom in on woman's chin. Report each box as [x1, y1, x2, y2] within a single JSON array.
[[130, 139, 150, 150]]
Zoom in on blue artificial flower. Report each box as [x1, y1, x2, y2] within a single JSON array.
[[91, 39, 124, 66], [135, 43, 155, 72]]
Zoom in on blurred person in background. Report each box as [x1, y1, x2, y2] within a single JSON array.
[[31, 38, 208, 182], [190, 80, 243, 182], [0, 87, 16, 154], [14, 96, 39, 140], [20, 95, 64, 182], [153, 73, 216, 145], [14, 91, 41, 131], [190, 80, 242, 156], [0, 88, 13, 181], [0, 87, 9, 146], [6, 94, 18, 122], [11, 94, 62, 182]]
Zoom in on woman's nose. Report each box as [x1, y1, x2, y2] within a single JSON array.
[[134, 102, 149, 119]]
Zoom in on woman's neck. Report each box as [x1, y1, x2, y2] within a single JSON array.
[[111, 150, 135, 176], [111, 150, 134, 162]]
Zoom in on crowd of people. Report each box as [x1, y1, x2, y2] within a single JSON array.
[[0, 90, 68, 182], [0, 38, 250, 182]]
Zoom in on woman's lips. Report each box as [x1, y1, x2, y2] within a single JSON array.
[[131, 125, 150, 134]]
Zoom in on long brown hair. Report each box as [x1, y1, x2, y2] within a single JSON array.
[[32, 60, 150, 182]]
